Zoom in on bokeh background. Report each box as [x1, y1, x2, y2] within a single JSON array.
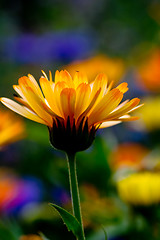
[[1, 0, 160, 239]]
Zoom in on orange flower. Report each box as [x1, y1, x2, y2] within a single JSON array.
[[65, 55, 125, 84], [0, 110, 25, 149], [1, 70, 142, 153], [110, 143, 149, 171], [20, 235, 42, 240], [138, 49, 160, 92]]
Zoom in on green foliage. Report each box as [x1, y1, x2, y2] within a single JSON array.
[[0, 221, 21, 240], [49, 203, 82, 238], [102, 226, 108, 240]]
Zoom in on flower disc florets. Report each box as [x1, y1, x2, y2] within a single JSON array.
[[49, 116, 97, 154]]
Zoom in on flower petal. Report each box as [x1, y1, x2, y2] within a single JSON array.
[[39, 77, 61, 117], [18, 86, 53, 126], [75, 83, 91, 118], [0, 98, 46, 125], [60, 88, 76, 119], [99, 120, 122, 128], [89, 89, 123, 126]]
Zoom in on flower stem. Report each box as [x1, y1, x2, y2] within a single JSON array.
[[66, 152, 85, 240]]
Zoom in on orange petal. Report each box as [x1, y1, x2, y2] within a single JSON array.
[[60, 88, 76, 119], [116, 82, 128, 93]]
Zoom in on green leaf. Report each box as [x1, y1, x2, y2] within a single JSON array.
[[49, 203, 82, 238], [102, 225, 108, 240]]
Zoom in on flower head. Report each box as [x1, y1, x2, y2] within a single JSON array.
[[0, 109, 25, 149], [117, 172, 160, 205], [1, 70, 142, 153]]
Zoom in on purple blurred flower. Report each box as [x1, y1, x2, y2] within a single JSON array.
[[0, 172, 43, 215]]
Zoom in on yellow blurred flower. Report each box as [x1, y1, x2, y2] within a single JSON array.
[[110, 143, 149, 171], [65, 55, 125, 84], [0, 109, 25, 149], [1, 70, 141, 153], [137, 49, 160, 92], [117, 172, 160, 205], [136, 96, 160, 131], [20, 235, 42, 240]]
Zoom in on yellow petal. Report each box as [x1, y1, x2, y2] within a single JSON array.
[[75, 83, 91, 118], [55, 70, 73, 87], [39, 77, 61, 117], [89, 89, 123, 126], [89, 73, 108, 106], [77, 88, 101, 124], [54, 81, 68, 117], [19, 75, 44, 99], [19, 86, 53, 126], [73, 71, 88, 88], [0, 98, 46, 125], [108, 98, 140, 120], [99, 120, 121, 128], [118, 115, 139, 121], [60, 88, 76, 119]]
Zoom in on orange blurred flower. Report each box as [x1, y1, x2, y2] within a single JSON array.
[[20, 235, 43, 240], [110, 143, 149, 171], [0, 110, 25, 149], [137, 49, 160, 92], [1, 70, 141, 153], [65, 55, 125, 84]]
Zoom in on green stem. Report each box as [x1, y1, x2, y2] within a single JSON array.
[[66, 152, 85, 240]]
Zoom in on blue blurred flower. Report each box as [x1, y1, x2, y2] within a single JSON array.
[[2, 30, 97, 64], [51, 185, 70, 206]]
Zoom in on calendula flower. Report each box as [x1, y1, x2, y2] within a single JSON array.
[[1, 70, 141, 154], [20, 235, 42, 240], [117, 172, 160, 205], [137, 49, 160, 92], [0, 109, 25, 149], [65, 55, 125, 84]]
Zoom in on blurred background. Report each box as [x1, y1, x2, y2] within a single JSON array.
[[1, 0, 160, 239]]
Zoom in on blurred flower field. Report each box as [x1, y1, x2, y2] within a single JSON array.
[[1, 0, 160, 239]]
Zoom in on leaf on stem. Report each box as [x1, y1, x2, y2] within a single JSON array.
[[49, 203, 82, 238], [102, 225, 108, 240]]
